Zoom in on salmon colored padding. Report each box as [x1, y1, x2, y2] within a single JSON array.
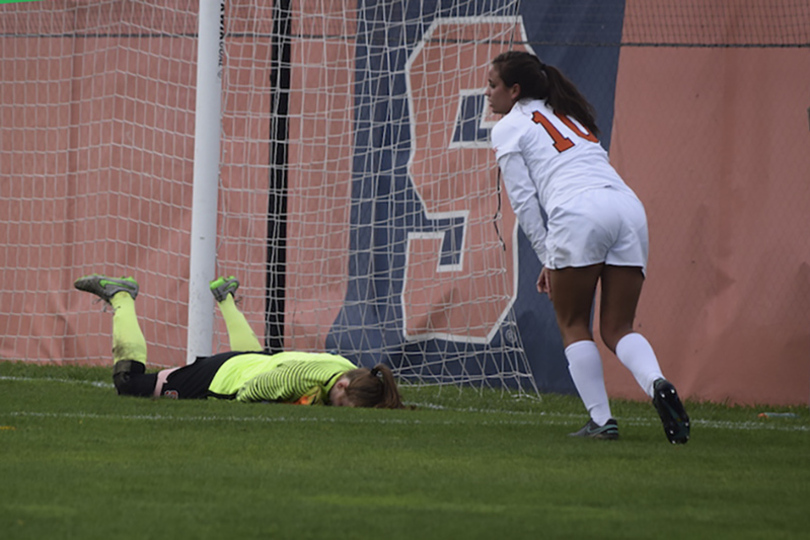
[[603, 1, 810, 404]]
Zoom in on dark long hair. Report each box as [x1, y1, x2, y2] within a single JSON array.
[[343, 363, 404, 409], [492, 51, 600, 137]]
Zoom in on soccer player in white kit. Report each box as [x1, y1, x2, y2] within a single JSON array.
[[486, 51, 689, 443]]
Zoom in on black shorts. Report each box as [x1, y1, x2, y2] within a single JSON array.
[[159, 352, 243, 399]]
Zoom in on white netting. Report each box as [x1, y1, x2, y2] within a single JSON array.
[[0, 0, 536, 393]]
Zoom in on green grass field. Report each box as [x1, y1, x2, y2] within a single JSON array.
[[1, 362, 809, 540]]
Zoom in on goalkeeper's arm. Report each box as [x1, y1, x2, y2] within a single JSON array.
[[235, 368, 320, 404]]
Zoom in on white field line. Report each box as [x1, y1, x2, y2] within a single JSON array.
[[2, 376, 808, 432], [0, 375, 114, 388]]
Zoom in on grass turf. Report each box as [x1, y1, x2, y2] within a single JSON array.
[[1, 362, 809, 539]]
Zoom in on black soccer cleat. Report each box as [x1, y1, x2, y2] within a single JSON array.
[[652, 378, 690, 444], [568, 418, 619, 440]]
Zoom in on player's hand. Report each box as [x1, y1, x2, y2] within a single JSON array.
[[293, 386, 325, 406], [536, 267, 552, 299]]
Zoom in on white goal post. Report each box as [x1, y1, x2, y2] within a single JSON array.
[[186, 0, 224, 364]]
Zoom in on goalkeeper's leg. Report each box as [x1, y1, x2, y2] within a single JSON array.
[[109, 288, 157, 396], [211, 277, 263, 352], [74, 274, 156, 396]]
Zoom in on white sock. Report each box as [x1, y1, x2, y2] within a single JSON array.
[[615, 332, 664, 398], [565, 340, 612, 426]]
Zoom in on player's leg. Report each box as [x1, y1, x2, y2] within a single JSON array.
[[549, 264, 616, 438], [210, 276, 262, 352], [596, 186, 663, 394], [109, 291, 159, 396], [598, 265, 662, 395], [599, 265, 689, 443], [550, 264, 602, 347], [74, 275, 156, 396]]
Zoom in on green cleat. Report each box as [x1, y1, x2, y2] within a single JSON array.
[[74, 274, 139, 302], [209, 276, 239, 302], [568, 418, 619, 440]]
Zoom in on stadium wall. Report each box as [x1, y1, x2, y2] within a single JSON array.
[[606, 0, 810, 404]]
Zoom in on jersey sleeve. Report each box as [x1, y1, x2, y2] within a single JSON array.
[[491, 116, 522, 161], [498, 152, 549, 266]]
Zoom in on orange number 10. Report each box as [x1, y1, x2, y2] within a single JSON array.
[[531, 110, 598, 153]]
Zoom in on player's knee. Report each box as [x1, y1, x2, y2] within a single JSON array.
[[112, 360, 154, 396], [599, 324, 632, 352], [557, 323, 594, 347]]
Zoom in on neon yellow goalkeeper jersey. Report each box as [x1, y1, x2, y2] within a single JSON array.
[[208, 352, 357, 404]]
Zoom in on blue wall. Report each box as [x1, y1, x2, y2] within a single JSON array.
[[325, 0, 625, 394]]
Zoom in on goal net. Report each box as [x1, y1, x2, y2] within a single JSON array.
[[0, 0, 537, 393]]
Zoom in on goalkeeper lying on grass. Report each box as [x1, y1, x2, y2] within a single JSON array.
[[74, 274, 404, 409]]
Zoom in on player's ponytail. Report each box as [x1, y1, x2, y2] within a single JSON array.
[[343, 363, 404, 409], [492, 51, 600, 137]]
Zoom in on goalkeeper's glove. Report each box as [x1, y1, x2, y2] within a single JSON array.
[[292, 386, 326, 406]]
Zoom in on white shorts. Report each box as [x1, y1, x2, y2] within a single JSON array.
[[545, 186, 649, 274]]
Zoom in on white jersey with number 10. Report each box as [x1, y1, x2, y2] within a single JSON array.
[[491, 98, 634, 214]]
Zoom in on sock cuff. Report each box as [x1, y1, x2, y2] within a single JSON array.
[[565, 339, 599, 356], [110, 291, 135, 311], [615, 332, 646, 355]]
